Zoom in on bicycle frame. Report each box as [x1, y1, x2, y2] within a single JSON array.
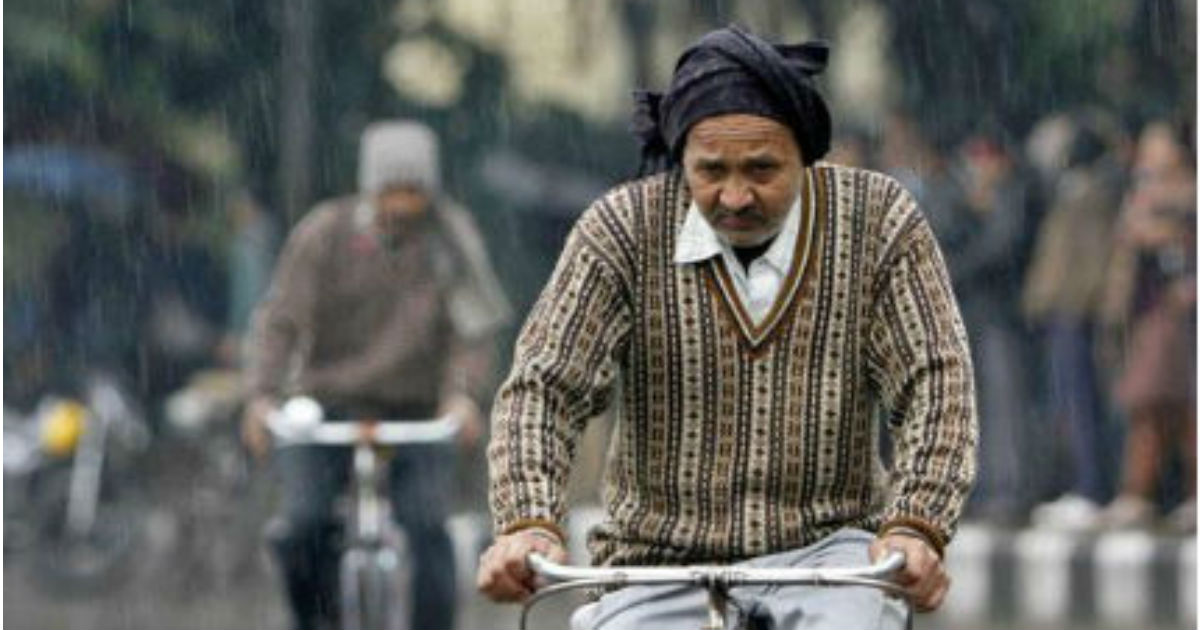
[[522, 550, 907, 630]]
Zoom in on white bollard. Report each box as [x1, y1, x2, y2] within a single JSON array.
[[1094, 530, 1155, 626], [1181, 537, 1196, 626], [937, 524, 995, 623], [448, 511, 489, 596], [1014, 529, 1078, 624]]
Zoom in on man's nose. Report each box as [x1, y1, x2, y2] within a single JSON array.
[[718, 180, 753, 211]]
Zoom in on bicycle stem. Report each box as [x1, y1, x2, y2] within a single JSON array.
[[354, 442, 385, 543], [705, 586, 729, 630]]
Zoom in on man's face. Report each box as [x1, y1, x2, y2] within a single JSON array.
[[374, 184, 430, 236], [683, 114, 805, 248]]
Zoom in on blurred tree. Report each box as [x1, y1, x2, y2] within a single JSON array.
[[4, 0, 280, 211], [873, 0, 1193, 141], [5, 0, 1191, 228], [278, 0, 315, 222]]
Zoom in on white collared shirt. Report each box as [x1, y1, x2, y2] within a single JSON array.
[[673, 194, 804, 324]]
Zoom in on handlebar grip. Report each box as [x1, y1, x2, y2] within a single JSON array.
[[875, 550, 906, 576], [527, 552, 550, 573]]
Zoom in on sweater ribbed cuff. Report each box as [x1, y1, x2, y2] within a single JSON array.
[[500, 518, 567, 545], [878, 516, 948, 558]]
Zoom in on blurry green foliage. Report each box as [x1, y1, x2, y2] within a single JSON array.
[[3, 0, 1192, 217]]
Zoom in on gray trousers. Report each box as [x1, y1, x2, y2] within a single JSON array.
[[570, 529, 909, 630]]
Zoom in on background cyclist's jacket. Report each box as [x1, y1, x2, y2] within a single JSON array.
[[246, 195, 511, 411], [488, 164, 978, 566]]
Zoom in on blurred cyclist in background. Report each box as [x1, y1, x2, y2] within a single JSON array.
[[242, 120, 512, 630]]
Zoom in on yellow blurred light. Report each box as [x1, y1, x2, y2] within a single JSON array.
[[41, 401, 88, 456]]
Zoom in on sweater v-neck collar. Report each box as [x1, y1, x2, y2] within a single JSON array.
[[676, 168, 823, 349]]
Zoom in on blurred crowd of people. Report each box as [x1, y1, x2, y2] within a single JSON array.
[[832, 108, 1196, 534], [4, 178, 279, 425]]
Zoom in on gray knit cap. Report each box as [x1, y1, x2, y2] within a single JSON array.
[[358, 120, 441, 195]]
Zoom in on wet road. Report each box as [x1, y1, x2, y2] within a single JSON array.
[[3, 437, 1191, 630], [6, 519, 1190, 630], [3, 534, 577, 630]]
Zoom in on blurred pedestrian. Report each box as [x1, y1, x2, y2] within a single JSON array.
[[1024, 115, 1126, 528], [3, 196, 139, 407], [879, 112, 972, 255], [220, 188, 280, 367], [954, 129, 1046, 525], [1098, 119, 1196, 532], [478, 26, 977, 627], [824, 125, 874, 169], [134, 197, 229, 423], [242, 120, 512, 630]]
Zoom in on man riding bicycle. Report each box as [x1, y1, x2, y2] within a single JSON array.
[[478, 27, 977, 629], [243, 120, 511, 630]]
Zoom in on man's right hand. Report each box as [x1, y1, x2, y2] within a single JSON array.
[[476, 528, 568, 602], [240, 395, 278, 460]]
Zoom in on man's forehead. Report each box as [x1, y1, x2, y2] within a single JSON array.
[[686, 114, 797, 153]]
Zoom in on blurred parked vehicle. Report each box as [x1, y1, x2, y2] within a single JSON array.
[[4, 372, 151, 593]]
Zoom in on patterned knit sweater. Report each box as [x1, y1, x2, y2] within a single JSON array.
[[488, 164, 977, 566]]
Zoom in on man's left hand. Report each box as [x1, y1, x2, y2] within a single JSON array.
[[869, 533, 949, 613]]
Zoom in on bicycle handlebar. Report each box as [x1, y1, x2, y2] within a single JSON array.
[[527, 550, 906, 589], [266, 397, 460, 446], [519, 550, 907, 630]]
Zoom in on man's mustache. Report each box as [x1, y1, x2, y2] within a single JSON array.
[[710, 204, 765, 222]]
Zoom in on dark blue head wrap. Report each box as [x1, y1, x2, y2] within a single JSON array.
[[631, 26, 831, 173]]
